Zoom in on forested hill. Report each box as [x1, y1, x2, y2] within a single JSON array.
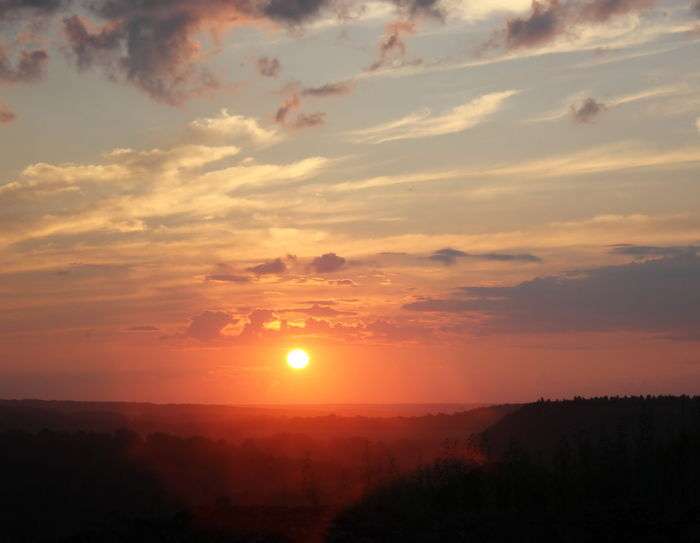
[[0, 399, 518, 443], [480, 395, 700, 459]]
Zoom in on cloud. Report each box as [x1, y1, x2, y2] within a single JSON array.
[[0, 0, 67, 21], [2, 0, 449, 104], [62, 12, 219, 105], [348, 90, 518, 143], [291, 111, 326, 128], [301, 80, 355, 97], [188, 109, 280, 146], [0, 48, 49, 83], [323, 143, 700, 192], [429, 247, 542, 265], [60, 0, 330, 104], [247, 258, 287, 275], [580, 0, 656, 23], [310, 252, 346, 273], [328, 278, 357, 286], [528, 85, 685, 124], [261, 0, 330, 23], [696, 117, 700, 132], [486, 0, 657, 52], [570, 97, 607, 123], [369, 19, 416, 71], [365, 318, 433, 342], [610, 244, 699, 258], [239, 308, 278, 339], [405, 252, 700, 336], [0, 137, 328, 246], [205, 273, 250, 283], [0, 101, 15, 123], [274, 93, 326, 129], [289, 303, 356, 317], [127, 325, 160, 332], [392, 0, 444, 19], [186, 310, 235, 341], [257, 56, 281, 77], [275, 94, 300, 124], [502, 0, 567, 50]]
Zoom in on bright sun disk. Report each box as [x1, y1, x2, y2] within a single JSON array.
[[287, 348, 310, 369]]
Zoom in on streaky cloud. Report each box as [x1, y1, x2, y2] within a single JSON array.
[[429, 247, 542, 265], [348, 90, 518, 143]]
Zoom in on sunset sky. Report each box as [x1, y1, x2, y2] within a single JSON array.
[[1, 0, 700, 404]]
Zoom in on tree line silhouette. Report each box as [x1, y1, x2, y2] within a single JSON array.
[[1, 396, 699, 541], [328, 395, 700, 542]]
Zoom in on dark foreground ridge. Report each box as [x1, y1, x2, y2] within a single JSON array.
[[1, 396, 699, 541]]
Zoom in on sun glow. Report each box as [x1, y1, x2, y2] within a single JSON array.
[[286, 348, 310, 369]]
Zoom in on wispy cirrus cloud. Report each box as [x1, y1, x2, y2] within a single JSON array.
[[348, 90, 518, 144], [527, 84, 689, 124], [322, 142, 700, 192]]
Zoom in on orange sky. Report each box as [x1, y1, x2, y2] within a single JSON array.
[[1, 0, 700, 403]]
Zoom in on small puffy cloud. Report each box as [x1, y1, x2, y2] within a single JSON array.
[[368, 20, 416, 72], [429, 247, 542, 265], [0, 48, 49, 83], [188, 109, 280, 146], [348, 91, 518, 144], [239, 308, 278, 339], [274, 94, 325, 130], [247, 257, 287, 275], [275, 94, 300, 124], [0, 101, 15, 123], [301, 80, 354, 97], [257, 56, 281, 77], [291, 112, 326, 129], [570, 97, 606, 123], [503, 0, 565, 50], [187, 310, 235, 341], [310, 252, 346, 273]]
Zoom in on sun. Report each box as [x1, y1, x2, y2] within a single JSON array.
[[286, 348, 310, 370]]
